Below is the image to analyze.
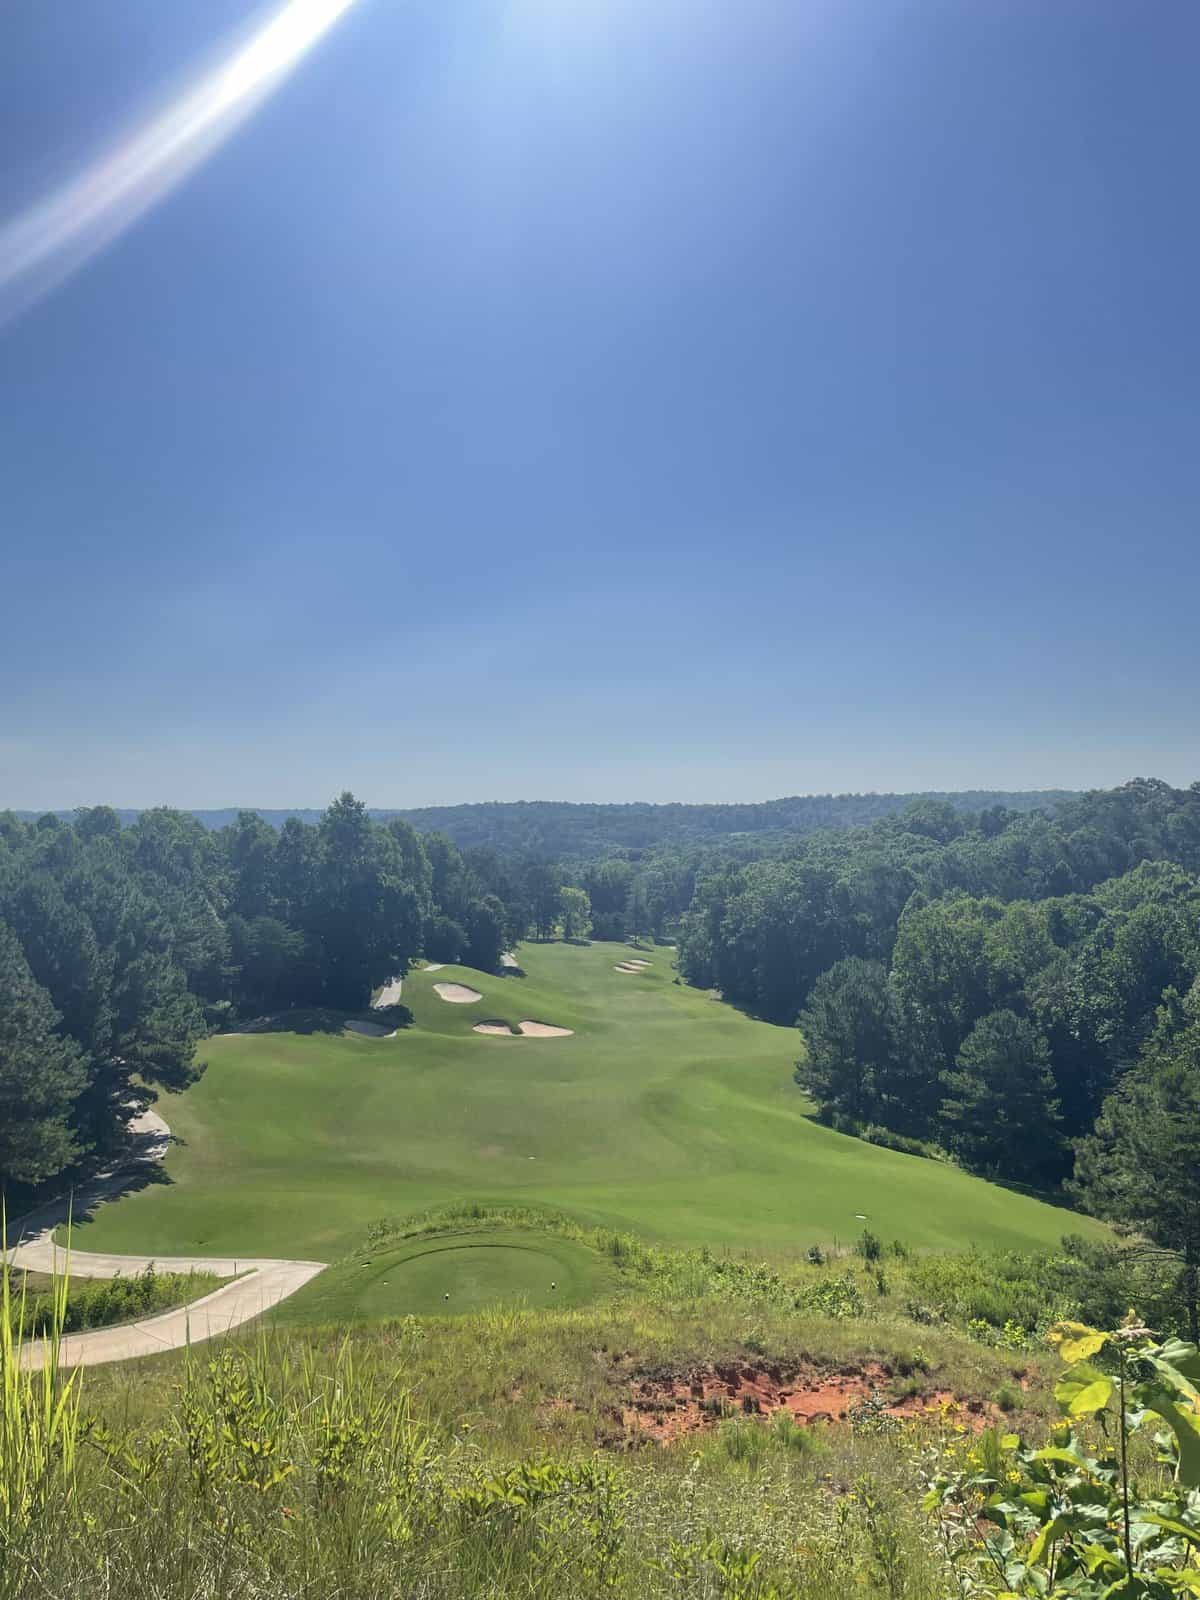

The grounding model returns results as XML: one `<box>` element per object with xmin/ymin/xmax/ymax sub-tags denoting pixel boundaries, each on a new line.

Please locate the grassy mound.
<box><xmin>277</xmin><ymin>1228</ymin><xmax>620</xmax><ymax>1324</ymax></box>
<box><xmin>73</xmin><ymin>942</ymin><xmax>1099</xmax><ymax>1266</ymax></box>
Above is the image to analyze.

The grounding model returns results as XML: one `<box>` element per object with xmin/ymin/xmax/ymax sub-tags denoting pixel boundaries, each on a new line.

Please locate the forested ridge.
<box><xmin>15</xmin><ymin>788</ymin><xmax>1072</xmax><ymax>858</ymax></box>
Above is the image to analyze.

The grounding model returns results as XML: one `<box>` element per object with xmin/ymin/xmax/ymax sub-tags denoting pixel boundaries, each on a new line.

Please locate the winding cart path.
<box><xmin>7</xmin><ymin>1109</ymin><xmax>325</xmax><ymax>1368</ymax></box>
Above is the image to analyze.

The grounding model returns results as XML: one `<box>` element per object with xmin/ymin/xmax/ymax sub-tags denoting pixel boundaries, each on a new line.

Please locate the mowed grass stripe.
<box><xmin>75</xmin><ymin>942</ymin><xmax>1101</xmax><ymax>1264</ymax></box>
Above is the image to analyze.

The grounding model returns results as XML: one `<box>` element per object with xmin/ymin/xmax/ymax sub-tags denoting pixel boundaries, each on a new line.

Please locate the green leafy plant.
<box><xmin>923</xmin><ymin>1315</ymin><xmax>1200</xmax><ymax>1596</ymax></box>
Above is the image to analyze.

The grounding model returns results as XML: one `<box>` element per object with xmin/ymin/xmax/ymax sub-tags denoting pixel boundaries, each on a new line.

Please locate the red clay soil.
<box><xmin>622</xmin><ymin>1360</ymin><xmax>993</xmax><ymax>1443</ymax></box>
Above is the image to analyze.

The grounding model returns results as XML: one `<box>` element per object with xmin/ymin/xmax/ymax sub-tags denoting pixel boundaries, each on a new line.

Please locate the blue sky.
<box><xmin>2</xmin><ymin>0</ymin><xmax>1198</xmax><ymax>810</ymax></box>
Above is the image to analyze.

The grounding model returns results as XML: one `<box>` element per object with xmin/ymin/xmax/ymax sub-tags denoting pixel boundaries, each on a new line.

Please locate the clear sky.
<box><xmin>2</xmin><ymin>0</ymin><xmax>1197</xmax><ymax>810</ymax></box>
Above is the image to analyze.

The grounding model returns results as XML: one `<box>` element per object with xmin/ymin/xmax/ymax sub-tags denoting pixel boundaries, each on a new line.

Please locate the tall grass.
<box><xmin>0</xmin><ymin>1217</ymin><xmax>84</xmax><ymax>1561</ymax></box>
<box><xmin>0</xmin><ymin>1304</ymin><xmax>959</xmax><ymax>1600</ymax></box>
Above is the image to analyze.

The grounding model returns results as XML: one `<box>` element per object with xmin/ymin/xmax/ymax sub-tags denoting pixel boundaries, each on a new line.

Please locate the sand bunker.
<box><xmin>373</xmin><ymin>976</ymin><xmax>403</xmax><ymax>1007</ymax></box>
<box><xmin>423</xmin><ymin>962</ymin><xmax>446</xmax><ymax>973</ymax></box>
<box><xmin>613</xmin><ymin>962</ymin><xmax>642</xmax><ymax>973</ymax></box>
<box><xmin>472</xmin><ymin>1019</ymin><xmax>574</xmax><ymax>1038</ymax></box>
<box><xmin>434</xmin><ymin>982</ymin><xmax>483</xmax><ymax>1003</ymax></box>
<box><xmin>344</xmin><ymin>1019</ymin><xmax>398</xmax><ymax>1038</ymax></box>
<box><xmin>626</xmin><ymin>959</ymin><xmax>652</xmax><ymax>968</ymax></box>
<box><xmin>500</xmin><ymin>951</ymin><xmax>520</xmax><ymax>969</ymax></box>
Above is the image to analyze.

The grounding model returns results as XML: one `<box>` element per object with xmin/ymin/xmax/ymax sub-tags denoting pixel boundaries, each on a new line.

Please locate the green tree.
<box><xmin>1073</xmin><ymin>1000</ymin><xmax>1200</xmax><ymax>1340</ymax></box>
<box><xmin>939</xmin><ymin>1009</ymin><xmax>1063</xmax><ymax>1183</ymax></box>
<box><xmin>464</xmin><ymin>896</ymin><xmax>506</xmax><ymax>971</ymax></box>
<box><xmin>524</xmin><ymin>862</ymin><xmax>564</xmax><ymax>942</ymax></box>
<box><xmin>312</xmin><ymin>793</ymin><xmax>426</xmax><ymax>1009</ymax></box>
<box><xmin>425</xmin><ymin>914</ymin><xmax>467</xmax><ymax>964</ymax></box>
<box><xmin>0</xmin><ymin>922</ymin><xmax>88</xmax><ymax>1191</ymax></box>
<box><xmin>559</xmin><ymin>886</ymin><xmax>592</xmax><ymax>942</ymax></box>
<box><xmin>796</xmin><ymin>957</ymin><xmax>938</xmax><ymax>1134</ymax></box>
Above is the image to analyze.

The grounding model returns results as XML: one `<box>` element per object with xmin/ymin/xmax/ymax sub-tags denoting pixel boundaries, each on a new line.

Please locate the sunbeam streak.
<box><xmin>0</xmin><ymin>0</ymin><xmax>358</xmax><ymax>326</ymax></box>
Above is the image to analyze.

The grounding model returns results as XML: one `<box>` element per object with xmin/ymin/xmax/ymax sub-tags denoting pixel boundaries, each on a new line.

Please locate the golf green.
<box><xmin>275</xmin><ymin>1229</ymin><xmax>619</xmax><ymax>1324</ymax></box>
<box><xmin>73</xmin><ymin>941</ymin><xmax>1101</xmax><ymax>1266</ymax></box>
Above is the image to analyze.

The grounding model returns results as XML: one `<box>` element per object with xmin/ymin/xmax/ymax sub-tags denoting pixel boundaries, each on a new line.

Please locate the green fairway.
<box><xmin>75</xmin><ymin>942</ymin><xmax>1101</xmax><ymax>1266</ymax></box>
<box><xmin>275</xmin><ymin>1228</ymin><xmax>619</xmax><ymax>1324</ymax></box>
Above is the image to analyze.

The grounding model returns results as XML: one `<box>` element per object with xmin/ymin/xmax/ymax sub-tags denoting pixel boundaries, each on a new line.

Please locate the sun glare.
<box><xmin>0</xmin><ymin>0</ymin><xmax>358</xmax><ymax>326</ymax></box>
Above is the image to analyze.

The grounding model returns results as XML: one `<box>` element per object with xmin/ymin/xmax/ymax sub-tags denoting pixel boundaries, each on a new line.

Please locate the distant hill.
<box><xmin>12</xmin><ymin>790</ymin><xmax>1076</xmax><ymax>858</ymax></box>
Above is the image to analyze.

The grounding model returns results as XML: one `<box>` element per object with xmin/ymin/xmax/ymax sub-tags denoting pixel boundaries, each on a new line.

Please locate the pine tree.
<box><xmin>939</xmin><ymin>1009</ymin><xmax>1064</xmax><ymax>1183</ymax></box>
<box><xmin>1073</xmin><ymin>1003</ymin><xmax>1200</xmax><ymax>1340</ymax></box>
<box><xmin>0</xmin><ymin>922</ymin><xmax>88</xmax><ymax>1191</ymax></box>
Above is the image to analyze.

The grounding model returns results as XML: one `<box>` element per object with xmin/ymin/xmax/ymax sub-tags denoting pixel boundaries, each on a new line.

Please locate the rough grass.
<box><xmin>4</xmin><ymin>1277</ymin><xmax>1054</xmax><ymax>1600</ymax></box>
<box><xmin>0</xmin><ymin>1224</ymin><xmax>1073</xmax><ymax>1600</ymax></box>
<box><xmin>73</xmin><ymin>942</ymin><xmax>1099</xmax><ymax>1271</ymax></box>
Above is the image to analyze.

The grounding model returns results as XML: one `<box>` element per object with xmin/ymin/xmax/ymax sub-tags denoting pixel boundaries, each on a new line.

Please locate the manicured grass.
<box><xmin>75</xmin><ymin>942</ymin><xmax>1101</xmax><ymax>1267</ymax></box>
<box><xmin>275</xmin><ymin>1228</ymin><xmax>620</xmax><ymax>1325</ymax></box>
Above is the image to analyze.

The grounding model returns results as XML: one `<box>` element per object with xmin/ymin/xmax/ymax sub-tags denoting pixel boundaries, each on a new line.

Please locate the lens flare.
<box><xmin>0</xmin><ymin>0</ymin><xmax>358</xmax><ymax>326</ymax></box>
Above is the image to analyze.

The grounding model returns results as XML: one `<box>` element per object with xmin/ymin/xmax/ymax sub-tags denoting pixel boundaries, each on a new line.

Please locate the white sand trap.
<box><xmin>614</xmin><ymin>962</ymin><xmax>641</xmax><ymax>973</ymax></box>
<box><xmin>500</xmin><ymin>951</ymin><xmax>520</xmax><ymax>969</ymax></box>
<box><xmin>344</xmin><ymin>1019</ymin><xmax>398</xmax><ymax>1038</ymax></box>
<box><xmin>423</xmin><ymin>962</ymin><xmax>446</xmax><ymax>973</ymax></box>
<box><xmin>626</xmin><ymin>959</ymin><xmax>652</xmax><ymax>968</ymax></box>
<box><xmin>472</xmin><ymin>1019</ymin><xmax>574</xmax><ymax>1038</ymax></box>
<box><xmin>434</xmin><ymin>982</ymin><xmax>483</xmax><ymax>1004</ymax></box>
<box><xmin>373</xmin><ymin>976</ymin><xmax>403</xmax><ymax>1007</ymax></box>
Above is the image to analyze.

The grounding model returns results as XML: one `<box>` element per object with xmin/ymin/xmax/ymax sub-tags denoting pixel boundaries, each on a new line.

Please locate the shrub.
<box><xmin>799</xmin><ymin>1274</ymin><xmax>865</xmax><ymax>1319</ymax></box>
<box><xmin>712</xmin><ymin>1418</ymin><xmax>769</xmax><ymax>1470</ymax></box>
<box><xmin>856</xmin><ymin>1228</ymin><xmax>883</xmax><ymax>1263</ymax></box>
<box><xmin>991</xmin><ymin>1382</ymin><xmax>1021</xmax><ymax>1412</ymax></box>
<box><xmin>769</xmin><ymin>1410</ymin><xmax>826</xmax><ymax>1457</ymax></box>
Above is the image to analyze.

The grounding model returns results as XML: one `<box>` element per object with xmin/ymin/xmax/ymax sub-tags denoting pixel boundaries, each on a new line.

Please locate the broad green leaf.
<box><xmin>1158</xmin><ymin>1341</ymin><xmax>1200</xmax><ymax>1385</ymax></box>
<box><xmin>1081</xmin><ymin>1544</ymin><xmax>1123</xmax><ymax>1577</ymax></box>
<box><xmin>1152</xmin><ymin>1347</ymin><xmax>1200</xmax><ymax>1407</ymax></box>
<box><xmin>1142</xmin><ymin>1387</ymin><xmax>1200</xmax><ymax>1488</ymax></box>
<box><xmin>1139</xmin><ymin>1513</ymin><xmax>1200</xmax><ymax>1547</ymax></box>
<box><xmin>1155</xmin><ymin>1569</ymin><xmax>1200</xmax><ymax>1597</ymax></box>
<box><xmin>1028</xmin><ymin>1514</ymin><xmax>1070</xmax><ymax>1565</ymax></box>
<box><xmin>1048</xmin><ymin>1322</ymin><xmax>1109</xmax><ymax>1363</ymax></box>
<box><xmin>1032</xmin><ymin>1446</ymin><xmax>1099</xmax><ymax>1472</ymax></box>
<box><xmin>1056</xmin><ymin>1363</ymin><xmax>1116</xmax><ymax>1417</ymax></box>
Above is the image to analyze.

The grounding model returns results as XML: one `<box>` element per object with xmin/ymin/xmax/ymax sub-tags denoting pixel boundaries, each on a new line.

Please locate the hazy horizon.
<box><xmin>6</xmin><ymin>777</ymin><xmax>1190</xmax><ymax>819</ymax></box>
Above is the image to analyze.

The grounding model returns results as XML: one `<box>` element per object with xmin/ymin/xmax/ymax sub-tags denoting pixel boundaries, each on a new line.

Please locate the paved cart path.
<box><xmin>7</xmin><ymin>1109</ymin><xmax>325</xmax><ymax>1368</ymax></box>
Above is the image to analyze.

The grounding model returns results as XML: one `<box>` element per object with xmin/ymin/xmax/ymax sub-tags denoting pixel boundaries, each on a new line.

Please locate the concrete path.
<box><xmin>7</xmin><ymin>1108</ymin><xmax>325</xmax><ymax>1369</ymax></box>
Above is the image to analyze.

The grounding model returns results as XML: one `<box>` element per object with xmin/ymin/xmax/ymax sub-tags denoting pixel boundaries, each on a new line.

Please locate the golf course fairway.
<box><xmin>73</xmin><ymin>942</ymin><xmax>1098</xmax><ymax>1268</ymax></box>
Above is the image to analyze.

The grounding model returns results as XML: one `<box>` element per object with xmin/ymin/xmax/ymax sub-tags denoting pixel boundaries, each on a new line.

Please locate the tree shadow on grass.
<box><xmin>63</xmin><ymin>1157</ymin><xmax>176</xmax><ymax>1235</ymax></box>
<box><xmin>221</xmin><ymin>1004</ymin><xmax>414</xmax><ymax>1036</ymax></box>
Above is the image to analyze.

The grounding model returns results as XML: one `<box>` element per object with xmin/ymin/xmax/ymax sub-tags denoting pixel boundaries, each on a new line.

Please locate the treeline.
<box><xmin>676</xmin><ymin>783</ymin><xmax>1200</xmax><ymax>1023</ymax></box>
<box><xmin>0</xmin><ymin>794</ymin><xmax>598</xmax><ymax>1198</ymax></box>
<box><xmin>670</xmin><ymin>779</ymin><xmax>1200</xmax><ymax>1181</ymax></box>
<box><xmin>15</xmin><ymin>789</ymin><xmax>1073</xmax><ymax>857</ymax></box>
